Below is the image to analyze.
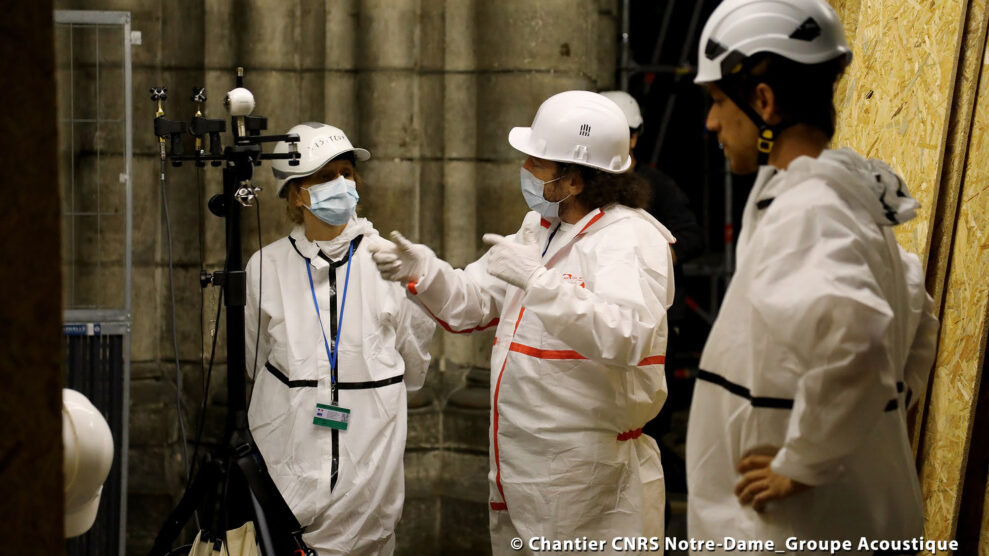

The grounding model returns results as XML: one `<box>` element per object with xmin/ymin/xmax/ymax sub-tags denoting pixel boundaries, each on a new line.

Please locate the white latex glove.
<box><xmin>482</xmin><ymin>224</ymin><xmax>546</xmax><ymax>290</ymax></box>
<box><xmin>367</xmin><ymin>231</ymin><xmax>434</xmax><ymax>283</ymax></box>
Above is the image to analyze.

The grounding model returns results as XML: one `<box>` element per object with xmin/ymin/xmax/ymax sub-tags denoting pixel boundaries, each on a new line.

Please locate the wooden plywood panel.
<box><xmin>912</xmin><ymin>0</ymin><xmax>989</xmax><ymax>459</ymax></box>
<box><xmin>831</xmin><ymin>0</ymin><xmax>968</xmax><ymax>264</ymax></box>
<box><xmin>832</xmin><ymin>0</ymin><xmax>863</xmax><ymax>121</ymax></box>
<box><xmin>925</xmin><ymin>0</ymin><xmax>989</xmax><ymax>314</ymax></box>
<box><xmin>919</xmin><ymin>25</ymin><xmax>989</xmax><ymax>541</ymax></box>
<box><xmin>831</xmin><ymin>0</ymin><xmax>863</xmax><ymax>48</ymax></box>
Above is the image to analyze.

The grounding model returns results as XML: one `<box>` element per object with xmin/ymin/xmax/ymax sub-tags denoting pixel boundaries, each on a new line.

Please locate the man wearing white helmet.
<box><xmin>370</xmin><ymin>91</ymin><xmax>675</xmax><ymax>554</ymax></box>
<box><xmin>245</xmin><ymin>122</ymin><xmax>435</xmax><ymax>555</ymax></box>
<box><xmin>686</xmin><ymin>0</ymin><xmax>938</xmax><ymax>551</ymax></box>
<box><xmin>599</xmin><ymin>90</ymin><xmax>706</xmax><ymax>267</ymax></box>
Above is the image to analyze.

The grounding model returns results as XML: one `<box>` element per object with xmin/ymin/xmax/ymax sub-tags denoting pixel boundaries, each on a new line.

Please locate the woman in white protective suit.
<box><xmin>686</xmin><ymin>1</ymin><xmax>940</xmax><ymax>553</ymax></box>
<box><xmin>244</xmin><ymin>122</ymin><xmax>436</xmax><ymax>555</ymax></box>
<box><xmin>369</xmin><ymin>91</ymin><xmax>675</xmax><ymax>555</ymax></box>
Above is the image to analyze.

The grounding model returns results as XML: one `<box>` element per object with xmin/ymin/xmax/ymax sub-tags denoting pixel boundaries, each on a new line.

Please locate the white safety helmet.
<box><xmin>63</xmin><ymin>389</ymin><xmax>114</xmax><ymax>538</ymax></box>
<box><xmin>599</xmin><ymin>90</ymin><xmax>643</xmax><ymax>131</ymax></box>
<box><xmin>694</xmin><ymin>0</ymin><xmax>851</xmax><ymax>84</ymax></box>
<box><xmin>272</xmin><ymin>122</ymin><xmax>371</xmax><ymax>197</ymax></box>
<box><xmin>508</xmin><ymin>91</ymin><xmax>632</xmax><ymax>174</ymax></box>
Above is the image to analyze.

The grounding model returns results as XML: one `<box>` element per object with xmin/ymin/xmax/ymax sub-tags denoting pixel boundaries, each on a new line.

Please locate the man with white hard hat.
<box><xmin>246</xmin><ymin>122</ymin><xmax>435</xmax><ymax>555</ymax></box>
<box><xmin>686</xmin><ymin>0</ymin><xmax>938</xmax><ymax>550</ymax></box>
<box><xmin>370</xmin><ymin>90</ymin><xmax>675</xmax><ymax>554</ymax></box>
<box><xmin>598</xmin><ymin>90</ymin><xmax>705</xmax><ymax>267</ymax></box>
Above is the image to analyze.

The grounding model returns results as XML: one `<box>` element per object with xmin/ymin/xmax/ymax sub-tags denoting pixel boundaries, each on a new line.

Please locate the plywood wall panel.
<box><xmin>918</xmin><ymin>22</ymin><xmax>989</xmax><ymax>539</ymax></box>
<box><xmin>831</xmin><ymin>0</ymin><xmax>968</xmax><ymax>264</ymax></box>
<box><xmin>911</xmin><ymin>0</ymin><xmax>989</xmax><ymax>462</ymax></box>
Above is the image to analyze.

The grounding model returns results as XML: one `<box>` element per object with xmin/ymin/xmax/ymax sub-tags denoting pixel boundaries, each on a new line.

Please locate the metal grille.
<box><xmin>55</xmin><ymin>11</ymin><xmax>132</xmax><ymax>313</ymax></box>
<box><xmin>65</xmin><ymin>328</ymin><xmax>126</xmax><ymax>556</ymax></box>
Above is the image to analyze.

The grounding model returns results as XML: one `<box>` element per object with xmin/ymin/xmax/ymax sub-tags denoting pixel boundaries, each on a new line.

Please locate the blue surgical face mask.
<box><xmin>306</xmin><ymin>175</ymin><xmax>359</xmax><ymax>225</ymax></box>
<box><xmin>520</xmin><ymin>167</ymin><xmax>571</xmax><ymax>219</ymax></box>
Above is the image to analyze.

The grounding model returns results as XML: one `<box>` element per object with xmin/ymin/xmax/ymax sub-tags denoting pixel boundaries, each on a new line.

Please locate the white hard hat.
<box><xmin>599</xmin><ymin>91</ymin><xmax>643</xmax><ymax>130</ymax></box>
<box><xmin>695</xmin><ymin>0</ymin><xmax>852</xmax><ymax>84</ymax></box>
<box><xmin>63</xmin><ymin>389</ymin><xmax>114</xmax><ymax>538</ymax></box>
<box><xmin>509</xmin><ymin>91</ymin><xmax>632</xmax><ymax>173</ymax></box>
<box><xmin>272</xmin><ymin>122</ymin><xmax>371</xmax><ymax>197</ymax></box>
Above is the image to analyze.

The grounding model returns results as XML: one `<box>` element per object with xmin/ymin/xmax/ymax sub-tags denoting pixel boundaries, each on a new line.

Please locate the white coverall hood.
<box><xmin>786</xmin><ymin>147</ymin><xmax>920</xmax><ymax>227</ymax></box>
<box><xmin>290</xmin><ymin>214</ymin><xmax>378</xmax><ymax>260</ymax></box>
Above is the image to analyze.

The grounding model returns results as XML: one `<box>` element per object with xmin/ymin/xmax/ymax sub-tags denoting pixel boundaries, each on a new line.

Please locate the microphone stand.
<box><xmin>148</xmin><ymin>69</ymin><xmax>314</xmax><ymax>556</ymax></box>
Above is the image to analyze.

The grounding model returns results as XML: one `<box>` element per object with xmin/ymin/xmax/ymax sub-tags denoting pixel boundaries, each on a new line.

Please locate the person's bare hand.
<box><xmin>734</xmin><ymin>452</ymin><xmax>810</xmax><ymax>512</ymax></box>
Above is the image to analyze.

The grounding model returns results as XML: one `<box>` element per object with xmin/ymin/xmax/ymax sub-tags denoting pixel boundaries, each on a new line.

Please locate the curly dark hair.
<box><xmin>722</xmin><ymin>52</ymin><xmax>848</xmax><ymax>140</ymax></box>
<box><xmin>555</xmin><ymin>163</ymin><xmax>651</xmax><ymax>210</ymax></box>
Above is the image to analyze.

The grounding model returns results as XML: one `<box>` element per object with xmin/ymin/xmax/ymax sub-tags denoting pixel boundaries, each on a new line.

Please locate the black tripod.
<box><xmin>147</xmin><ymin>70</ymin><xmax>314</xmax><ymax>556</ymax></box>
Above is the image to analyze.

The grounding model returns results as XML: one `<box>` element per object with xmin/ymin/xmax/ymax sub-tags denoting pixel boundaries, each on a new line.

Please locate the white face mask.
<box><xmin>520</xmin><ymin>167</ymin><xmax>571</xmax><ymax>219</ymax></box>
<box><xmin>306</xmin><ymin>175</ymin><xmax>359</xmax><ymax>225</ymax></box>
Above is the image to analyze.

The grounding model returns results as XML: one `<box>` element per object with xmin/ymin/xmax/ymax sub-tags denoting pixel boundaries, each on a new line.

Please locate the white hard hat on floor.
<box><xmin>599</xmin><ymin>90</ymin><xmax>643</xmax><ymax>130</ymax></box>
<box><xmin>272</xmin><ymin>122</ymin><xmax>371</xmax><ymax>197</ymax></box>
<box><xmin>695</xmin><ymin>0</ymin><xmax>852</xmax><ymax>84</ymax></box>
<box><xmin>508</xmin><ymin>90</ymin><xmax>632</xmax><ymax>173</ymax></box>
<box><xmin>63</xmin><ymin>388</ymin><xmax>114</xmax><ymax>538</ymax></box>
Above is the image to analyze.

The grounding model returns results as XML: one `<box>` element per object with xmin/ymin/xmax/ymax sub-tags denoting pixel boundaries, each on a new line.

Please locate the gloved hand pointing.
<box><xmin>368</xmin><ymin>231</ymin><xmax>435</xmax><ymax>283</ymax></box>
<box><xmin>482</xmin><ymin>224</ymin><xmax>546</xmax><ymax>290</ymax></box>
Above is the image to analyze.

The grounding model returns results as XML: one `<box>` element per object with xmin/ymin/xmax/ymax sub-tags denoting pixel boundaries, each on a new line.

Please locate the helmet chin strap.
<box><xmin>719</xmin><ymin>79</ymin><xmax>795</xmax><ymax>167</ymax></box>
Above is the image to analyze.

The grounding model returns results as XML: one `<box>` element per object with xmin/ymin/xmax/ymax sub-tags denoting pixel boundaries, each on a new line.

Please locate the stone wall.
<box><xmin>52</xmin><ymin>1</ymin><xmax>618</xmax><ymax>553</ymax></box>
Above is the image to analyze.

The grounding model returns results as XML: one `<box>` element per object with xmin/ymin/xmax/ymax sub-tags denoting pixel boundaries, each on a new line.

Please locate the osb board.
<box><xmin>831</xmin><ymin>0</ymin><xmax>968</xmax><ymax>265</ymax></box>
<box><xmin>831</xmin><ymin>0</ymin><xmax>862</xmax><ymax>120</ymax></box>
<box><xmin>913</xmin><ymin>0</ymin><xmax>989</xmax><ymax>455</ymax></box>
<box><xmin>830</xmin><ymin>0</ymin><xmax>863</xmax><ymax>48</ymax></box>
<box><xmin>918</xmin><ymin>28</ymin><xmax>989</xmax><ymax>542</ymax></box>
<box><xmin>925</xmin><ymin>0</ymin><xmax>989</xmax><ymax>314</ymax></box>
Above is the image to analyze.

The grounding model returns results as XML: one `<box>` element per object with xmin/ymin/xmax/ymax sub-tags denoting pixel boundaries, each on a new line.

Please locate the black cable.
<box><xmin>160</xmin><ymin>160</ymin><xmax>194</xmax><ymax>529</ymax></box>
<box><xmin>187</xmin><ymin>286</ymin><xmax>223</xmax><ymax>486</ymax></box>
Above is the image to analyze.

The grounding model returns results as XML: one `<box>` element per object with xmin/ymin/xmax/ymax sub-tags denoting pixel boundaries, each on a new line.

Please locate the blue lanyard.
<box><xmin>542</xmin><ymin>223</ymin><xmax>562</xmax><ymax>257</ymax></box>
<box><xmin>305</xmin><ymin>241</ymin><xmax>355</xmax><ymax>379</ymax></box>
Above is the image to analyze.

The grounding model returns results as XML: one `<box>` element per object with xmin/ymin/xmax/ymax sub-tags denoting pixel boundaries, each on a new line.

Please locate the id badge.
<box><xmin>313</xmin><ymin>403</ymin><xmax>350</xmax><ymax>431</ymax></box>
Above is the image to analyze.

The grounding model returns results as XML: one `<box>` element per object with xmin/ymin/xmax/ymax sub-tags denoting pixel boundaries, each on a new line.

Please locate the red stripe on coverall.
<box><xmin>509</xmin><ymin>342</ymin><xmax>665</xmax><ymax>367</ymax></box>
<box><xmin>491</xmin><ymin>307</ymin><xmax>526</xmax><ymax>510</ymax></box>
<box><xmin>577</xmin><ymin>209</ymin><xmax>605</xmax><ymax>235</ymax></box>
<box><xmin>406</xmin><ymin>280</ymin><xmax>500</xmax><ymax>334</ymax></box>
<box><xmin>618</xmin><ymin>428</ymin><xmax>643</xmax><ymax>441</ymax></box>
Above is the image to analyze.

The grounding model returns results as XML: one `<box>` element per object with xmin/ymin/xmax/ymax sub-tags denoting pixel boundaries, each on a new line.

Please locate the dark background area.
<box><xmin>622</xmin><ymin>0</ymin><xmax>758</xmax><ymax>501</ymax></box>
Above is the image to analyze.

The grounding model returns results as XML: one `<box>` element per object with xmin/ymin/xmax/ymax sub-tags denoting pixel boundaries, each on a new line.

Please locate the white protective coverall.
<box><xmin>245</xmin><ymin>216</ymin><xmax>435</xmax><ymax>555</ymax></box>
<box><xmin>407</xmin><ymin>204</ymin><xmax>674</xmax><ymax>555</ymax></box>
<box><xmin>686</xmin><ymin>148</ymin><xmax>939</xmax><ymax>553</ymax></box>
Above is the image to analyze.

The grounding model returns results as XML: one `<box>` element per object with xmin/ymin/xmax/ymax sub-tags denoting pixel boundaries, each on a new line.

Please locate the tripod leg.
<box><xmin>249</xmin><ymin>490</ymin><xmax>278</xmax><ymax>556</ymax></box>
<box><xmin>148</xmin><ymin>459</ymin><xmax>222</xmax><ymax>556</ymax></box>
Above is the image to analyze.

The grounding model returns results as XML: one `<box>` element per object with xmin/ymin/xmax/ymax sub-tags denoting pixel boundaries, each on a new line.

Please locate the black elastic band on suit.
<box><xmin>698</xmin><ymin>370</ymin><xmax>903</xmax><ymax>413</ymax></box>
<box><xmin>756</xmin><ymin>198</ymin><xmax>774</xmax><ymax>210</ymax></box>
<box><xmin>263</xmin><ymin>362</ymin><xmax>404</xmax><ymax>391</ymax></box>
<box><xmin>697</xmin><ymin>370</ymin><xmax>794</xmax><ymax>409</ymax></box>
<box><xmin>336</xmin><ymin>374</ymin><xmax>405</xmax><ymax>390</ymax></box>
<box><xmin>264</xmin><ymin>362</ymin><xmax>317</xmax><ymax>388</ymax></box>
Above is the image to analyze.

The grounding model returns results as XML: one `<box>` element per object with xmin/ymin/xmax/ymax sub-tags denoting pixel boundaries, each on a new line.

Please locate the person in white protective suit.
<box><xmin>245</xmin><ymin>122</ymin><xmax>436</xmax><ymax>555</ymax></box>
<box><xmin>369</xmin><ymin>91</ymin><xmax>675</xmax><ymax>555</ymax></box>
<box><xmin>685</xmin><ymin>1</ymin><xmax>940</xmax><ymax>553</ymax></box>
